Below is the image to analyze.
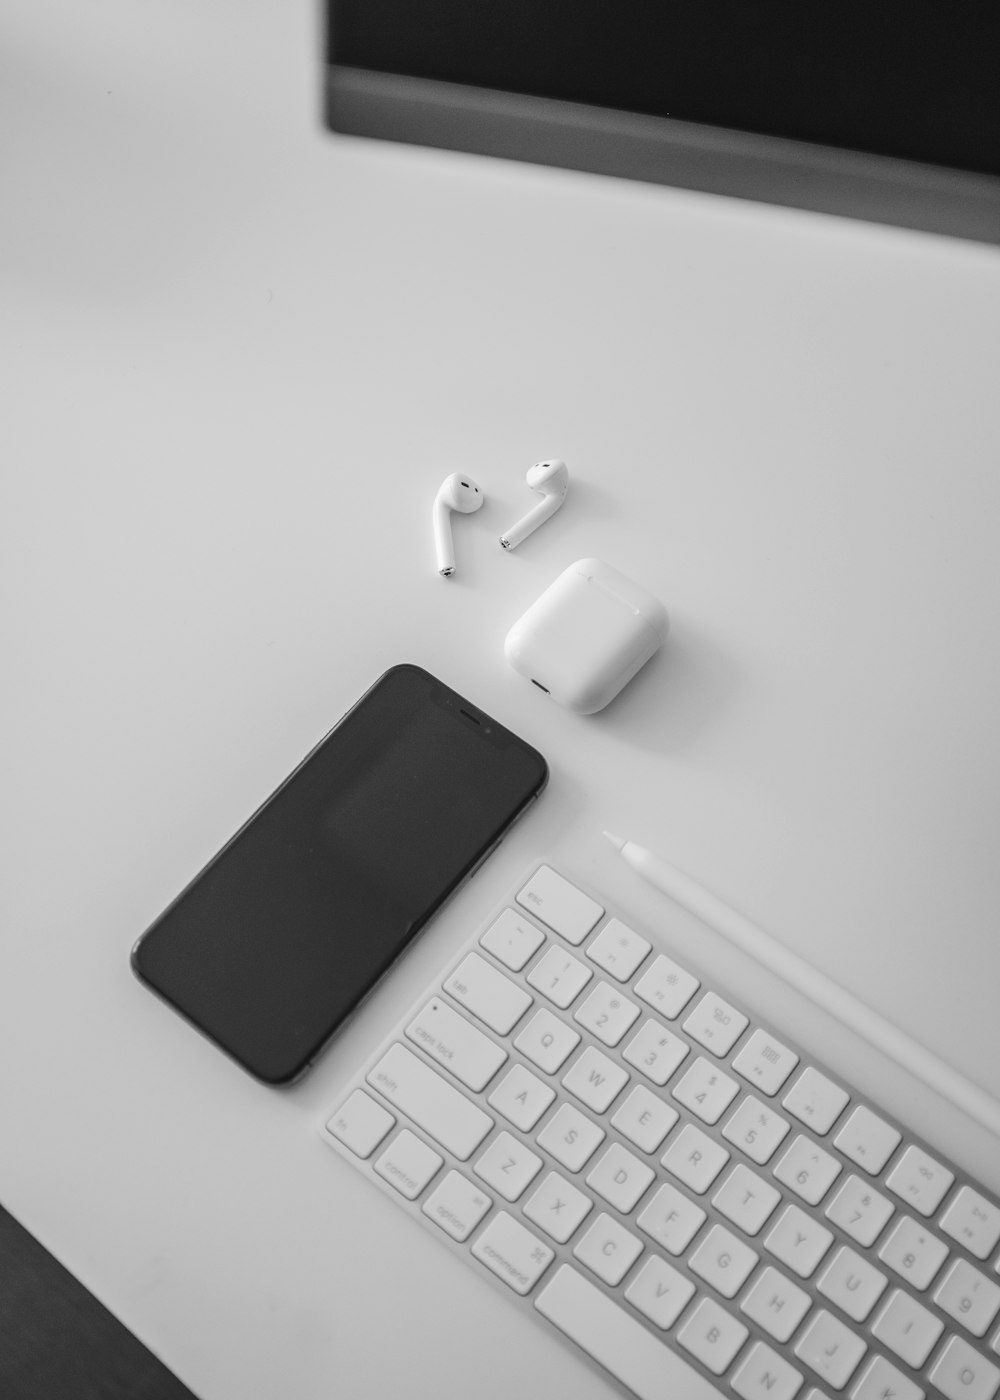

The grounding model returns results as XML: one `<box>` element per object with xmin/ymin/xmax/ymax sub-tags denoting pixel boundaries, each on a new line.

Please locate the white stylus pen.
<box><xmin>604</xmin><ymin>831</ymin><xmax>1000</xmax><ymax>1141</ymax></box>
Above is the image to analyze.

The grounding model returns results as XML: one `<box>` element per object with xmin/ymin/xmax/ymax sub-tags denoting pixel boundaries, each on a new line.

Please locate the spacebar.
<box><xmin>535</xmin><ymin>1266</ymin><xmax>720</xmax><ymax>1400</ymax></box>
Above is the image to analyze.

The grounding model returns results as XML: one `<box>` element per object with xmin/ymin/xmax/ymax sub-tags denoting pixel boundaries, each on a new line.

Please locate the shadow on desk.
<box><xmin>1</xmin><ymin>1205</ymin><xmax>198</xmax><ymax>1400</ymax></box>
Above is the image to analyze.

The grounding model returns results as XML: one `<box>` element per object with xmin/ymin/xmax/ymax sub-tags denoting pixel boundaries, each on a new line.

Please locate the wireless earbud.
<box><xmin>499</xmin><ymin>459</ymin><xmax>569</xmax><ymax>551</ymax></box>
<box><xmin>433</xmin><ymin>473</ymin><xmax>484</xmax><ymax>576</ymax></box>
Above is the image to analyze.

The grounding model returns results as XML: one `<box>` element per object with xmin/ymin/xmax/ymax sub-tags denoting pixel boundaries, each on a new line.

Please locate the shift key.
<box><xmin>367</xmin><ymin>1043</ymin><xmax>493</xmax><ymax>1160</ymax></box>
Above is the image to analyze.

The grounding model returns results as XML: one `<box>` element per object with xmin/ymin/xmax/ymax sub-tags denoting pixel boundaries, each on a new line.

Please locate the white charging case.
<box><xmin>504</xmin><ymin>558</ymin><xmax>669</xmax><ymax>714</ymax></box>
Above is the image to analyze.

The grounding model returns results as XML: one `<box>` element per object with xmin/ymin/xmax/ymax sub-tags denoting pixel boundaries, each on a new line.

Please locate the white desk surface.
<box><xmin>4</xmin><ymin>3</ymin><xmax>1000</xmax><ymax>1396</ymax></box>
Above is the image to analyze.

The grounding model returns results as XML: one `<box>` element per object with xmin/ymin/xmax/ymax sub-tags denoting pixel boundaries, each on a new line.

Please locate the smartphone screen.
<box><xmin>131</xmin><ymin>664</ymin><xmax>548</xmax><ymax>1084</ymax></box>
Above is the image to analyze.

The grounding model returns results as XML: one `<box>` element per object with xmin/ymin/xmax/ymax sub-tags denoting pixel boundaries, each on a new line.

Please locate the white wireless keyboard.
<box><xmin>322</xmin><ymin>863</ymin><xmax>1000</xmax><ymax>1400</ymax></box>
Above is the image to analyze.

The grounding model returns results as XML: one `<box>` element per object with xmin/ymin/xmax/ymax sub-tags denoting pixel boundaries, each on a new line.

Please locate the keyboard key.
<box><xmin>587</xmin><ymin>1143</ymin><xmax>656</xmax><ymax>1214</ymax></box>
<box><xmin>885</xmin><ymin>1143</ymin><xmax>955</xmax><ymax>1217</ymax></box>
<box><xmin>934</xmin><ymin>1259</ymin><xmax>1000</xmax><ymax>1338</ymax></box>
<box><xmin>573</xmin><ymin>1213</ymin><xmax>644</xmax><ymax>1286</ymax></box>
<box><xmin>871</xmin><ymin>1287</ymin><xmax>944</xmax><ymax>1368</ymax></box>
<box><xmin>562</xmin><ymin>1045</ymin><xmax>629</xmax><ymax>1113</ymax></box>
<box><xmin>422</xmin><ymin>1170</ymin><xmax>492</xmax><ymax>1241</ymax></box>
<box><xmin>610</xmin><ymin>1085</ymin><xmax>679</xmax><ymax>1155</ymax></box>
<box><xmin>689</xmin><ymin>1223</ymin><xmax>759</xmax><ymax>1297</ymax></box>
<box><xmin>444</xmin><ymin>952</ymin><xmax>532</xmax><ymax>1035</ymax></box>
<box><xmin>586</xmin><ymin>917</ymin><xmax>651</xmax><ymax>982</ymax></box>
<box><xmin>793</xmin><ymin>1308</ymin><xmax>867</xmax><ymax>1389</ymax></box>
<box><xmin>536</xmin><ymin>1265</ymin><xmax>722</xmax><ymax>1400</ymax></box>
<box><xmin>487</xmin><ymin>1063</ymin><xmax>555</xmax><ymax>1130</ymax></box>
<box><xmin>516</xmin><ymin>865</ymin><xmax>602</xmax><ymax>944</ymax></box>
<box><xmin>712</xmin><ymin>1162</ymin><xmax>781</xmax><ymax>1236</ymax></box>
<box><xmin>374</xmin><ymin>1129</ymin><xmax>443</xmax><ymax>1199</ymax></box>
<box><xmin>824</xmin><ymin>1174</ymin><xmax>894</xmax><ymax>1248</ymax></box>
<box><xmin>732</xmin><ymin>1028</ymin><xmax>799</xmax><ymax>1096</ymax></box>
<box><xmin>471</xmin><ymin>1211</ymin><xmax>554</xmax><ymax>1295</ymax></box>
<box><xmin>816</xmin><ymin>1245</ymin><xmax>888</xmax><ymax>1322</ymax></box>
<box><xmin>527</xmin><ymin>946</ymin><xmax>593</xmax><ymax>1008</ymax></box>
<box><xmin>773</xmin><ymin>1134</ymin><xmax>841</xmax><ymax>1205</ymax></box>
<box><xmin>850</xmin><ymin>1355</ymin><xmax>924</xmax><ymax>1400</ymax></box>
<box><xmin>940</xmin><ymin>1186</ymin><xmax>1000</xmax><ymax>1261</ymax></box>
<box><xmin>782</xmin><ymin>1066</ymin><xmax>849</xmax><ymax>1134</ymax></box>
<box><xmin>622</xmin><ymin>1020</ymin><xmax>689</xmax><ymax>1086</ymax></box>
<box><xmin>325</xmin><ymin>1089</ymin><xmax>394</xmax><ymax>1158</ymax></box>
<box><xmin>625</xmin><ymin>1256</ymin><xmax>696</xmax><ymax>1330</ymax></box>
<box><xmin>677</xmin><ymin>1297</ymin><xmax>749</xmax><ymax>1375</ymax></box>
<box><xmin>740</xmin><ymin>1265</ymin><xmax>812</xmax><ymax>1343</ymax></box>
<box><xmin>878</xmin><ymin>1214</ymin><xmax>949</xmax><ymax>1290</ymax></box>
<box><xmin>367</xmin><ymin>1044</ymin><xmax>493</xmax><ymax>1160</ymax></box>
<box><xmin>929</xmin><ymin>1335</ymin><xmax>1000</xmax><ymax>1400</ymax></box>
<box><xmin>636</xmin><ymin>1181</ymin><xmax>706</xmax><ymax>1256</ymax></box>
<box><xmin>633</xmin><ymin>953</ymin><xmax>700</xmax><ymax>1019</ymax></box>
<box><xmin>405</xmin><ymin>997</ymin><xmax>507</xmax><ymax>1091</ymax></box>
<box><xmin>479</xmin><ymin>907</ymin><xmax>545</xmax><ymax>971</ymax></box>
<box><xmin>833</xmin><ymin>1105</ymin><xmax>901</xmax><ymax>1175</ymax></box>
<box><xmin>513</xmin><ymin>1006</ymin><xmax>580</xmax><ymax>1073</ymax></box>
<box><xmin>573</xmin><ymin>980</ymin><xmax>640</xmax><ymax>1046</ymax></box>
<box><xmin>474</xmin><ymin>1130</ymin><xmax>544</xmax><ymax>1201</ymax></box>
<box><xmin>765</xmin><ymin>1203</ymin><xmax>834</xmax><ymax>1278</ymax></box>
<box><xmin>722</xmin><ymin>1095</ymin><xmax>791</xmax><ymax>1165</ymax></box>
<box><xmin>683</xmin><ymin>991</ymin><xmax>749</xmax><ymax>1057</ymax></box>
<box><xmin>731</xmin><ymin>1341</ymin><xmax>803</xmax><ymax>1400</ymax></box>
<box><xmin>535</xmin><ymin>1102</ymin><xmax>605</xmax><ymax>1172</ymax></box>
<box><xmin>672</xmin><ymin>1056</ymin><xmax>740</xmax><ymax>1124</ymax></box>
<box><xmin>523</xmin><ymin>1171</ymin><xmax>593</xmax><ymax>1244</ymax></box>
<box><xmin>661</xmin><ymin>1123</ymin><xmax>730</xmax><ymax>1194</ymax></box>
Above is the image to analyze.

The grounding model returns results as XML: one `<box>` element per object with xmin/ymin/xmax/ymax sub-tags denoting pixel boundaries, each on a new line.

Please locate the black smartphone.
<box><xmin>131</xmin><ymin>664</ymin><xmax>548</xmax><ymax>1084</ymax></box>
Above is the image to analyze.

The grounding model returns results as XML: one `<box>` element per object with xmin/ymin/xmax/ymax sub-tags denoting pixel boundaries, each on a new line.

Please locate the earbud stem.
<box><xmin>500</xmin><ymin>494</ymin><xmax>563</xmax><ymax>550</ymax></box>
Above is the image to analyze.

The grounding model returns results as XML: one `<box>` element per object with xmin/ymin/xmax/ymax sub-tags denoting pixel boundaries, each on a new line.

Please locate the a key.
<box><xmin>610</xmin><ymin>1085</ymin><xmax>679</xmax><ymax>1155</ymax></box>
<box><xmin>523</xmin><ymin>1171</ymin><xmax>593</xmax><ymax>1244</ymax></box>
<box><xmin>661</xmin><ymin>1123</ymin><xmax>730</xmax><ymax>1194</ymax></box>
<box><xmin>870</xmin><ymin>1287</ymin><xmax>943</xmax><ymax>1369</ymax></box>
<box><xmin>325</xmin><ymin>1089</ymin><xmax>394</xmax><ymax>1158</ymax></box>
<box><xmin>633</xmin><ymin>953</ymin><xmax>700</xmax><ymax>1020</ymax></box>
<box><xmin>683</xmin><ymin>991</ymin><xmax>749</xmax><ymax>1057</ymax></box>
<box><xmin>586</xmin><ymin>917</ymin><xmax>651</xmax><ymax>982</ymax></box>
<box><xmin>474</xmin><ymin>1130</ymin><xmax>544</xmax><ymax>1202</ymax></box>
<box><xmin>773</xmin><ymin>1134</ymin><xmax>841</xmax><ymax>1205</ymax></box>
<box><xmin>586</xmin><ymin>1142</ymin><xmax>655</xmax><ymax>1214</ymax></box>
<box><xmin>479</xmin><ymin>907</ymin><xmax>545</xmax><ymax>971</ymax></box>
<box><xmin>574</xmin><ymin>980</ymin><xmax>640</xmax><ymax>1046</ymax></box>
<box><xmin>782</xmin><ymin>1067</ymin><xmax>849</xmax><ymax>1135</ymax></box>
<box><xmin>444</xmin><ymin>952</ymin><xmax>532</xmax><ymax>1035</ymax></box>
<box><xmin>515</xmin><ymin>866</ymin><xmax>603</xmax><ymax>945</ymax></box>
<box><xmin>487</xmin><ymin>1062</ymin><xmax>555</xmax><ymax>1131</ymax></box>
<box><xmin>527</xmin><ymin>946</ymin><xmax>593</xmax><ymax>1009</ymax></box>
<box><xmin>672</xmin><ymin>1056</ymin><xmax>740</xmax><ymax>1124</ymax></box>
<box><xmin>536</xmin><ymin>1266</ymin><xmax>722</xmax><ymax>1400</ymax></box>
<box><xmin>422</xmin><ymin>1171</ymin><xmax>492</xmax><ymax>1241</ymax></box>
<box><xmin>373</xmin><ymin>1129</ymin><xmax>443</xmax><ymax>1200</ymax></box>
<box><xmin>471</xmin><ymin>1211</ymin><xmax>554</xmax><ymax>1295</ymax></box>
<box><xmin>732</xmin><ymin>1028</ymin><xmax>799</xmax><ymax>1096</ymax></box>
<box><xmin>637</xmin><ymin>1181</ymin><xmax>706</xmax><ymax>1256</ymax></box>
<box><xmin>405</xmin><ymin>997</ymin><xmax>507</xmax><ymax>1091</ymax></box>
<box><xmin>366</xmin><ymin>1043</ymin><xmax>493</xmax><ymax>1160</ymax></box>
<box><xmin>622</xmin><ymin>1020</ymin><xmax>689</xmax><ymax>1086</ymax></box>
<box><xmin>573</xmin><ymin>1213</ymin><xmax>644</xmax><ymax>1286</ymax></box>
<box><xmin>815</xmin><ymin>1245</ymin><xmax>888</xmax><ymax>1323</ymax></box>
<box><xmin>940</xmin><ymin>1185</ymin><xmax>1000</xmax><ymax>1261</ymax></box>
<box><xmin>824</xmin><ymin>1174</ymin><xmax>894</xmax><ymax>1247</ymax></box>
<box><xmin>562</xmin><ymin>1045</ymin><xmax>629</xmax><ymax>1114</ymax></box>
<box><xmin>740</xmin><ymin>1265</ymin><xmax>812</xmax><ymax>1343</ymax></box>
<box><xmin>793</xmin><ymin>1308</ymin><xmax>867</xmax><ymax>1390</ymax></box>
